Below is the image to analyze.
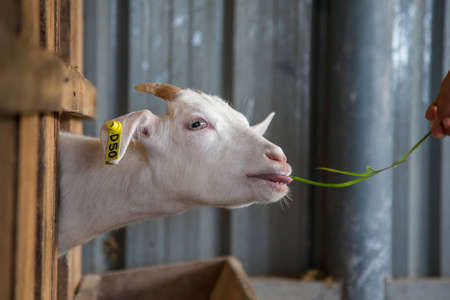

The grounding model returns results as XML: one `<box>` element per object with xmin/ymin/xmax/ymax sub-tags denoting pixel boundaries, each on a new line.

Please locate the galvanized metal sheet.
<box><xmin>80</xmin><ymin>0</ymin><xmax>450</xmax><ymax>291</ymax></box>
<box><xmin>230</xmin><ymin>0</ymin><xmax>312</xmax><ymax>276</ymax></box>
<box><xmin>251</xmin><ymin>277</ymin><xmax>341</xmax><ymax>300</ymax></box>
<box><xmin>386</xmin><ymin>278</ymin><xmax>450</xmax><ymax>300</ymax></box>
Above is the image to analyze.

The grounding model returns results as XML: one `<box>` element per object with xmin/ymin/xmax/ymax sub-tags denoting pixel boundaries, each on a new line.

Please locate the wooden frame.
<box><xmin>0</xmin><ymin>1</ymin><xmax>96</xmax><ymax>299</ymax></box>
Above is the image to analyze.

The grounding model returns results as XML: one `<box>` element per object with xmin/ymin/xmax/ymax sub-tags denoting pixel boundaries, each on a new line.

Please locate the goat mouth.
<box><xmin>248</xmin><ymin>174</ymin><xmax>293</xmax><ymax>185</ymax></box>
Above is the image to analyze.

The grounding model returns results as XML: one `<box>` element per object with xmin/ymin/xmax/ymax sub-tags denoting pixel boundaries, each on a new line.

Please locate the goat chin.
<box><xmin>58</xmin><ymin>85</ymin><xmax>292</xmax><ymax>254</ymax></box>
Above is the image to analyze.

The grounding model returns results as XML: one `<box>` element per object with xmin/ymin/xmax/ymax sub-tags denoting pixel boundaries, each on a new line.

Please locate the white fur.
<box><xmin>58</xmin><ymin>89</ymin><xmax>292</xmax><ymax>255</ymax></box>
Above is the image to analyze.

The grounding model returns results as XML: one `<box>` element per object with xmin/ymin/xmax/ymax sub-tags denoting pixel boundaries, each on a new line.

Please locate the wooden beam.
<box><xmin>35</xmin><ymin>113</ymin><xmax>59</xmax><ymax>300</ymax></box>
<box><xmin>65</xmin><ymin>1</ymin><xmax>84</xmax><ymax>298</ymax></box>
<box><xmin>70</xmin><ymin>0</ymin><xmax>83</xmax><ymax>72</ymax></box>
<box><xmin>43</xmin><ymin>0</ymin><xmax>57</xmax><ymax>51</ymax></box>
<box><xmin>16</xmin><ymin>114</ymin><xmax>40</xmax><ymax>300</ymax></box>
<box><xmin>19</xmin><ymin>0</ymin><xmax>40</xmax><ymax>47</ymax></box>
<box><xmin>58</xmin><ymin>0</ymin><xmax>71</xmax><ymax>64</ymax></box>
<box><xmin>0</xmin><ymin>117</ymin><xmax>18</xmax><ymax>300</ymax></box>
<box><xmin>0</xmin><ymin>30</ymin><xmax>97</xmax><ymax>118</ymax></box>
<box><xmin>63</xmin><ymin>66</ymin><xmax>97</xmax><ymax>119</ymax></box>
<box><xmin>58</xmin><ymin>116</ymin><xmax>83</xmax><ymax>300</ymax></box>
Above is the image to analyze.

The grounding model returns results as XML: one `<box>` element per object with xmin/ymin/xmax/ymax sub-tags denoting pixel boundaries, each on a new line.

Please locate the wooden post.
<box><xmin>0</xmin><ymin>117</ymin><xmax>18</xmax><ymax>300</ymax></box>
<box><xmin>57</xmin><ymin>1</ymin><xmax>84</xmax><ymax>299</ymax></box>
<box><xmin>0</xmin><ymin>0</ymin><xmax>95</xmax><ymax>299</ymax></box>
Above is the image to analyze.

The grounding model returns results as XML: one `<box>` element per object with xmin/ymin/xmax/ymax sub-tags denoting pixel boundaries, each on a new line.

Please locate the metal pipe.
<box><xmin>323</xmin><ymin>1</ymin><xmax>394</xmax><ymax>299</ymax></box>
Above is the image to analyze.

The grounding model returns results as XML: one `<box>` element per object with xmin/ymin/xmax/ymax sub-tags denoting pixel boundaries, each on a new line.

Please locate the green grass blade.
<box><xmin>396</xmin><ymin>131</ymin><xmax>431</xmax><ymax>163</ymax></box>
<box><xmin>290</xmin><ymin>130</ymin><xmax>431</xmax><ymax>188</ymax></box>
<box><xmin>316</xmin><ymin>167</ymin><xmax>371</xmax><ymax>177</ymax></box>
<box><xmin>290</xmin><ymin>176</ymin><xmax>371</xmax><ymax>188</ymax></box>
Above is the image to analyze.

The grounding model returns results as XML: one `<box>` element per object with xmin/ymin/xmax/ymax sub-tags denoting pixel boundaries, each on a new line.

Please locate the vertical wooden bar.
<box><xmin>58</xmin><ymin>0</ymin><xmax>71</xmax><ymax>63</ymax></box>
<box><xmin>34</xmin><ymin>1</ymin><xmax>60</xmax><ymax>299</ymax></box>
<box><xmin>68</xmin><ymin>0</ymin><xmax>83</xmax><ymax>294</ymax></box>
<box><xmin>44</xmin><ymin>0</ymin><xmax>57</xmax><ymax>51</ymax></box>
<box><xmin>58</xmin><ymin>116</ymin><xmax>83</xmax><ymax>300</ymax></box>
<box><xmin>0</xmin><ymin>117</ymin><xmax>18</xmax><ymax>300</ymax></box>
<box><xmin>19</xmin><ymin>0</ymin><xmax>40</xmax><ymax>47</ymax></box>
<box><xmin>35</xmin><ymin>113</ymin><xmax>59</xmax><ymax>300</ymax></box>
<box><xmin>71</xmin><ymin>0</ymin><xmax>83</xmax><ymax>73</ymax></box>
<box><xmin>56</xmin><ymin>1</ymin><xmax>84</xmax><ymax>299</ymax></box>
<box><xmin>14</xmin><ymin>1</ymin><xmax>41</xmax><ymax>300</ymax></box>
<box><xmin>16</xmin><ymin>115</ymin><xmax>40</xmax><ymax>300</ymax></box>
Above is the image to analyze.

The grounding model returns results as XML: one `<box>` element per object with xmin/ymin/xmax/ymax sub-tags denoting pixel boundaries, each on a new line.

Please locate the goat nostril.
<box><xmin>266</xmin><ymin>152</ymin><xmax>286</xmax><ymax>163</ymax></box>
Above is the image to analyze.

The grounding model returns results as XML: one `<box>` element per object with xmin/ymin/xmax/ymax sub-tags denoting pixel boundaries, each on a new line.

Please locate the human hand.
<box><xmin>425</xmin><ymin>71</ymin><xmax>450</xmax><ymax>138</ymax></box>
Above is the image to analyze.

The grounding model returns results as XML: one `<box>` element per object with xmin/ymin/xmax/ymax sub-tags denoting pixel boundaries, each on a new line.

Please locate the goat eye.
<box><xmin>187</xmin><ymin>118</ymin><xmax>207</xmax><ymax>130</ymax></box>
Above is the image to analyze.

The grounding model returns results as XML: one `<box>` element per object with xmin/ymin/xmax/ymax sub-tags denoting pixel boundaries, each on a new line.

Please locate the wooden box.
<box><xmin>74</xmin><ymin>256</ymin><xmax>258</xmax><ymax>300</ymax></box>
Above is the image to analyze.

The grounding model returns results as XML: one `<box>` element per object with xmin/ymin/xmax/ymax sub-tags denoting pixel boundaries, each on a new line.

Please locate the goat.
<box><xmin>58</xmin><ymin>83</ymin><xmax>293</xmax><ymax>255</ymax></box>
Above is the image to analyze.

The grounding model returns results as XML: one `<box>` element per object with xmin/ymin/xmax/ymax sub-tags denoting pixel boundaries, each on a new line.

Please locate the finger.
<box><xmin>425</xmin><ymin>104</ymin><xmax>437</xmax><ymax>121</ymax></box>
<box><xmin>431</xmin><ymin>120</ymin><xmax>445</xmax><ymax>138</ymax></box>
<box><xmin>443</xmin><ymin>117</ymin><xmax>450</xmax><ymax>136</ymax></box>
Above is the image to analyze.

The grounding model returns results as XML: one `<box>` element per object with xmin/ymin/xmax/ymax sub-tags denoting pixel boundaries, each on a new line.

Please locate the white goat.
<box><xmin>58</xmin><ymin>83</ymin><xmax>292</xmax><ymax>255</ymax></box>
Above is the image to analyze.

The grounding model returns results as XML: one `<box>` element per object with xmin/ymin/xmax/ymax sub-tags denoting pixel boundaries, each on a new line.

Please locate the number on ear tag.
<box><xmin>105</xmin><ymin>120</ymin><xmax>122</xmax><ymax>165</ymax></box>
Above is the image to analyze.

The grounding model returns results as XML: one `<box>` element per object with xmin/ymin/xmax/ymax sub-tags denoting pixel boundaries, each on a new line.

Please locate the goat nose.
<box><xmin>265</xmin><ymin>151</ymin><xmax>287</xmax><ymax>163</ymax></box>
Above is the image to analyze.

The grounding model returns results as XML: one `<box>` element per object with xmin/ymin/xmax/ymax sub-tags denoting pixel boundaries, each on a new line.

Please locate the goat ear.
<box><xmin>251</xmin><ymin>112</ymin><xmax>275</xmax><ymax>135</ymax></box>
<box><xmin>100</xmin><ymin>110</ymin><xmax>157</xmax><ymax>165</ymax></box>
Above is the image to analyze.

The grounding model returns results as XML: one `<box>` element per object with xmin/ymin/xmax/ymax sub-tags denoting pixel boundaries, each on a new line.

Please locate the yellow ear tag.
<box><xmin>105</xmin><ymin>120</ymin><xmax>122</xmax><ymax>165</ymax></box>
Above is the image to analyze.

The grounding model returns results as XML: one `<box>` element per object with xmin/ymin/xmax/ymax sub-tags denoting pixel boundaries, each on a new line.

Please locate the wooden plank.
<box><xmin>58</xmin><ymin>248</ymin><xmax>83</xmax><ymax>300</ymax></box>
<box><xmin>0</xmin><ymin>0</ymin><xmax>20</xmax><ymax>37</ymax></box>
<box><xmin>72</xmin><ymin>275</ymin><xmax>101</xmax><ymax>300</ymax></box>
<box><xmin>250</xmin><ymin>277</ymin><xmax>341</xmax><ymax>300</ymax></box>
<box><xmin>70</xmin><ymin>247</ymin><xmax>83</xmax><ymax>298</ymax></box>
<box><xmin>0</xmin><ymin>31</ymin><xmax>66</xmax><ymax>113</ymax></box>
<box><xmin>70</xmin><ymin>0</ymin><xmax>83</xmax><ymax>72</ymax></box>
<box><xmin>210</xmin><ymin>258</ymin><xmax>258</xmax><ymax>300</ymax></box>
<box><xmin>77</xmin><ymin>257</ymin><xmax>256</xmax><ymax>300</ymax></box>
<box><xmin>62</xmin><ymin>2</ymin><xmax>84</xmax><ymax>291</ymax></box>
<box><xmin>0</xmin><ymin>33</ymin><xmax>97</xmax><ymax>118</ymax></box>
<box><xmin>19</xmin><ymin>0</ymin><xmax>40</xmax><ymax>47</ymax></box>
<box><xmin>63</xmin><ymin>66</ymin><xmax>98</xmax><ymax>119</ymax></box>
<box><xmin>57</xmin><ymin>255</ymin><xmax>71</xmax><ymax>300</ymax></box>
<box><xmin>60</xmin><ymin>115</ymin><xmax>83</xmax><ymax>133</ymax></box>
<box><xmin>59</xmin><ymin>116</ymin><xmax>83</xmax><ymax>300</ymax></box>
<box><xmin>35</xmin><ymin>113</ymin><xmax>59</xmax><ymax>300</ymax></box>
<box><xmin>16</xmin><ymin>114</ymin><xmax>40</xmax><ymax>300</ymax></box>
<box><xmin>59</xmin><ymin>0</ymin><xmax>71</xmax><ymax>64</ymax></box>
<box><xmin>43</xmin><ymin>0</ymin><xmax>57</xmax><ymax>51</ymax></box>
<box><xmin>385</xmin><ymin>278</ymin><xmax>450</xmax><ymax>300</ymax></box>
<box><xmin>34</xmin><ymin>1</ymin><xmax>59</xmax><ymax>298</ymax></box>
<box><xmin>0</xmin><ymin>117</ymin><xmax>18</xmax><ymax>300</ymax></box>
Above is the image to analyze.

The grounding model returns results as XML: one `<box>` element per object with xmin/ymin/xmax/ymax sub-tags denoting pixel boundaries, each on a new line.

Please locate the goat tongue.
<box><xmin>254</xmin><ymin>174</ymin><xmax>293</xmax><ymax>184</ymax></box>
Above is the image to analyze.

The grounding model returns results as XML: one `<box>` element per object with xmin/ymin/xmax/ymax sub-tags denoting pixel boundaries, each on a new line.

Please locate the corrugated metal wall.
<box><xmin>81</xmin><ymin>0</ymin><xmax>450</xmax><ymax>297</ymax></box>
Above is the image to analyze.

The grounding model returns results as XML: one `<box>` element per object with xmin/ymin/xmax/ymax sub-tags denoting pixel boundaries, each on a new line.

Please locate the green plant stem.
<box><xmin>291</xmin><ymin>131</ymin><xmax>432</xmax><ymax>188</ymax></box>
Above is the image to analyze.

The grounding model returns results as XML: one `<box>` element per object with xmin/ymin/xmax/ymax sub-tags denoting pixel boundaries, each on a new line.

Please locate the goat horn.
<box><xmin>134</xmin><ymin>83</ymin><xmax>181</xmax><ymax>101</ymax></box>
